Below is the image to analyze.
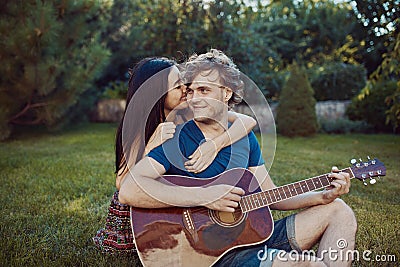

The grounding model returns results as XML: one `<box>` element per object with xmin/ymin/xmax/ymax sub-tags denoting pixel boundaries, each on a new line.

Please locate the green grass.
<box><xmin>1</xmin><ymin>123</ymin><xmax>399</xmax><ymax>266</ymax></box>
<box><xmin>268</xmin><ymin>134</ymin><xmax>400</xmax><ymax>266</ymax></box>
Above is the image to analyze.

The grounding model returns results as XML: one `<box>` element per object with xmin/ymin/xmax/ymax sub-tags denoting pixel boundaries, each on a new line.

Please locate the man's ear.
<box><xmin>224</xmin><ymin>88</ymin><xmax>233</xmax><ymax>103</ymax></box>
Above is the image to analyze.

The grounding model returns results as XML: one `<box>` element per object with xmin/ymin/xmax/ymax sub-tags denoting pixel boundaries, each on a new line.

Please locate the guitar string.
<box><xmin>185</xmin><ymin>172</ymin><xmax>352</xmax><ymax>225</ymax></box>
<box><xmin>186</xmin><ymin>176</ymin><xmax>331</xmax><ymax>214</ymax></box>
<box><xmin>157</xmin><ymin>168</ymin><xmax>356</xmax><ymax>227</ymax></box>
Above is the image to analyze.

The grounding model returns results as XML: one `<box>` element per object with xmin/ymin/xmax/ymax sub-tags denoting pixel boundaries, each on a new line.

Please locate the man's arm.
<box><xmin>248</xmin><ymin>165</ymin><xmax>351</xmax><ymax>211</ymax></box>
<box><xmin>119</xmin><ymin>156</ymin><xmax>244</xmax><ymax>211</ymax></box>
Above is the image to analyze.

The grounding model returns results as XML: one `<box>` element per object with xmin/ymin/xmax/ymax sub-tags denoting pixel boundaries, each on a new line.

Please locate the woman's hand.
<box><xmin>145</xmin><ymin>122</ymin><xmax>176</xmax><ymax>154</ymax></box>
<box><xmin>184</xmin><ymin>139</ymin><xmax>218</xmax><ymax>173</ymax></box>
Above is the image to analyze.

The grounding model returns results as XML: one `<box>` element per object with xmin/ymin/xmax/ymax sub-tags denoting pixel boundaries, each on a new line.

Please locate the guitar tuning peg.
<box><xmin>359</xmin><ymin>158</ymin><xmax>363</xmax><ymax>162</ymax></box>
<box><xmin>350</xmin><ymin>159</ymin><xmax>357</xmax><ymax>164</ymax></box>
<box><xmin>369</xmin><ymin>178</ymin><xmax>376</xmax><ymax>184</ymax></box>
<box><xmin>367</xmin><ymin>156</ymin><xmax>371</xmax><ymax>160</ymax></box>
<box><xmin>363</xmin><ymin>180</ymin><xmax>368</xmax><ymax>186</ymax></box>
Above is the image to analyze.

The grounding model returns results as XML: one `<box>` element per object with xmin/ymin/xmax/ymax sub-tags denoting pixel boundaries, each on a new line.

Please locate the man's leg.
<box><xmin>273</xmin><ymin>198</ymin><xmax>357</xmax><ymax>267</ymax></box>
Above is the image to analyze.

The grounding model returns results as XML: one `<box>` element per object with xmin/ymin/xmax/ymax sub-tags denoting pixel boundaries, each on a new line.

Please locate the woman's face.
<box><xmin>165</xmin><ymin>66</ymin><xmax>188</xmax><ymax>112</ymax></box>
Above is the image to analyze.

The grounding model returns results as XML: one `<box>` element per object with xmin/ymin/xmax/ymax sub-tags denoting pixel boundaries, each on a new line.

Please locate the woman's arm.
<box><xmin>218</xmin><ymin>111</ymin><xmax>257</xmax><ymax>148</ymax></box>
<box><xmin>116</xmin><ymin>122</ymin><xmax>176</xmax><ymax>190</ymax></box>
<box><xmin>184</xmin><ymin>112</ymin><xmax>256</xmax><ymax>173</ymax></box>
<box><xmin>144</xmin><ymin>122</ymin><xmax>176</xmax><ymax>154</ymax></box>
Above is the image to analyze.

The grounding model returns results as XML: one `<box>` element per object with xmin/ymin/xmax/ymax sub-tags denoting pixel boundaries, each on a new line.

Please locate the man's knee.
<box><xmin>327</xmin><ymin>199</ymin><xmax>357</xmax><ymax>230</ymax></box>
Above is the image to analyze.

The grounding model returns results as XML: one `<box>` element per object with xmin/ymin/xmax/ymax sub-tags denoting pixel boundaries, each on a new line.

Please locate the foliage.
<box><xmin>0</xmin><ymin>0</ymin><xmax>110</xmax><ymax>140</ymax></box>
<box><xmin>350</xmin><ymin>0</ymin><xmax>400</xmax><ymax>74</ymax></box>
<box><xmin>309</xmin><ymin>62</ymin><xmax>367</xmax><ymax>101</ymax></box>
<box><xmin>347</xmin><ymin>80</ymin><xmax>397</xmax><ymax>132</ymax></box>
<box><xmin>96</xmin><ymin>0</ymin><xmax>368</xmax><ymax>100</ymax></box>
<box><xmin>370</xmin><ymin>32</ymin><xmax>400</xmax><ymax>131</ymax></box>
<box><xmin>276</xmin><ymin>63</ymin><xmax>318</xmax><ymax>137</ymax></box>
<box><xmin>1</xmin><ymin>0</ymin><xmax>399</xmax><ymax>139</ymax></box>
<box><xmin>347</xmin><ymin>32</ymin><xmax>400</xmax><ymax>132</ymax></box>
<box><xmin>102</xmin><ymin>81</ymin><xmax>128</xmax><ymax>100</ymax></box>
<box><xmin>318</xmin><ymin>117</ymin><xmax>372</xmax><ymax>134</ymax></box>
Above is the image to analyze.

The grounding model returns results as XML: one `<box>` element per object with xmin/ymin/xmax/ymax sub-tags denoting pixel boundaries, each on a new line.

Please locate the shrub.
<box><xmin>318</xmin><ymin>118</ymin><xmax>372</xmax><ymax>134</ymax></box>
<box><xmin>277</xmin><ymin>62</ymin><xmax>318</xmax><ymax>137</ymax></box>
<box><xmin>309</xmin><ymin>62</ymin><xmax>367</xmax><ymax>101</ymax></box>
<box><xmin>347</xmin><ymin>80</ymin><xmax>397</xmax><ymax>133</ymax></box>
<box><xmin>102</xmin><ymin>81</ymin><xmax>128</xmax><ymax>100</ymax></box>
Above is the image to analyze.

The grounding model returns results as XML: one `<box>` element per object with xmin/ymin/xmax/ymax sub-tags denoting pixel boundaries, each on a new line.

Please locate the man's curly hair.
<box><xmin>182</xmin><ymin>49</ymin><xmax>244</xmax><ymax>108</ymax></box>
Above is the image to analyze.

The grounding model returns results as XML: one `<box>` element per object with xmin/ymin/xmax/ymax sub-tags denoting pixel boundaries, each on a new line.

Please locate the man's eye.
<box><xmin>186</xmin><ymin>89</ymin><xmax>193</xmax><ymax>94</ymax></box>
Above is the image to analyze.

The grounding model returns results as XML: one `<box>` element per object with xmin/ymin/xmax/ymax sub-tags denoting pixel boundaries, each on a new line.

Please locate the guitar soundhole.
<box><xmin>209</xmin><ymin>208</ymin><xmax>246</xmax><ymax>227</ymax></box>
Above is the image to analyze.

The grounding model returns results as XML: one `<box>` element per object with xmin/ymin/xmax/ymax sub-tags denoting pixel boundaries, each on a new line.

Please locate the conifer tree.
<box><xmin>0</xmin><ymin>0</ymin><xmax>110</xmax><ymax>140</ymax></box>
<box><xmin>277</xmin><ymin>62</ymin><xmax>318</xmax><ymax>137</ymax></box>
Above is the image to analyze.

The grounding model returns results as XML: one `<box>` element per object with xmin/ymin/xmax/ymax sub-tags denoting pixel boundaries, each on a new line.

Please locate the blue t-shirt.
<box><xmin>148</xmin><ymin>120</ymin><xmax>265</xmax><ymax>178</ymax></box>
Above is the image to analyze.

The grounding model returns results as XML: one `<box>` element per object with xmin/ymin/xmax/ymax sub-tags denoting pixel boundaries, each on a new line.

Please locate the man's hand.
<box><xmin>202</xmin><ymin>184</ymin><xmax>245</xmax><ymax>212</ymax></box>
<box><xmin>322</xmin><ymin>166</ymin><xmax>351</xmax><ymax>204</ymax></box>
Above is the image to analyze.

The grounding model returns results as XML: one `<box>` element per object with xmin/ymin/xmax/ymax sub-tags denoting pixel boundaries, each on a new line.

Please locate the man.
<box><xmin>119</xmin><ymin>49</ymin><xmax>357</xmax><ymax>267</ymax></box>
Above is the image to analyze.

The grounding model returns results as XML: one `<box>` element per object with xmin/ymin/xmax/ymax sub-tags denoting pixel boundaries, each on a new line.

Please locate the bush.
<box><xmin>309</xmin><ymin>62</ymin><xmax>367</xmax><ymax>101</ymax></box>
<box><xmin>347</xmin><ymin>80</ymin><xmax>397</xmax><ymax>133</ymax></box>
<box><xmin>277</xmin><ymin>62</ymin><xmax>318</xmax><ymax>137</ymax></box>
<box><xmin>102</xmin><ymin>81</ymin><xmax>128</xmax><ymax>100</ymax></box>
<box><xmin>318</xmin><ymin>118</ymin><xmax>372</xmax><ymax>134</ymax></box>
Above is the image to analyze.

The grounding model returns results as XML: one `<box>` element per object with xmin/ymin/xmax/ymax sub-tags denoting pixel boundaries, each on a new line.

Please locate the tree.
<box><xmin>234</xmin><ymin>0</ymin><xmax>363</xmax><ymax>98</ymax></box>
<box><xmin>347</xmin><ymin>32</ymin><xmax>399</xmax><ymax>133</ymax></box>
<box><xmin>277</xmin><ymin>62</ymin><xmax>318</xmax><ymax>137</ymax></box>
<box><xmin>0</xmin><ymin>1</ymin><xmax>110</xmax><ymax>140</ymax></box>
<box><xmin>350</xmin><ymin>0</ymin><xmax>400</xmax><ymax>74</ymax></box>
<box><xmin>379</xmin><ymin>33</ymin><xmax>400</xmax><ymax>131</ymax></box>
<box><xmin>95</xmin><ymin>0</ymin><xmax>373</xmax><ymax>101</ymax></box>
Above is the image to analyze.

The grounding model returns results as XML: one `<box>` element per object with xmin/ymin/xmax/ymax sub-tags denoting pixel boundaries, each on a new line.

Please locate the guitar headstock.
<box><xmin>350</xmin><ymin>157</ymin><xmax>386</xmax><ymax>185</ymax></box>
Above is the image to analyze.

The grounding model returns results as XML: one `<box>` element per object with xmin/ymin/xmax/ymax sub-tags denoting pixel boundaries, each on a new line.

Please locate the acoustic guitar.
<box><xmin>130</xmin><ymin>158</ymin><xmax>386</xmax><ymax>266</ymax></box>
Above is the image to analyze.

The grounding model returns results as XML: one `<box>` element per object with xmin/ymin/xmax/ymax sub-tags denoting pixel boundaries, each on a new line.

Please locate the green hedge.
<box><xmin>309</xmin><ymin>62</ymin><xmax>367</xmax><ymax>101</ymax></box>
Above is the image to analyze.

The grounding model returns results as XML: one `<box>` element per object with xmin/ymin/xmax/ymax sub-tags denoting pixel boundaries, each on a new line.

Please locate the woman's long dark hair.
<box><xmin>115</xmin><ymin>57</ymin><xmax>176</xmax><ymax>175</ymax></box>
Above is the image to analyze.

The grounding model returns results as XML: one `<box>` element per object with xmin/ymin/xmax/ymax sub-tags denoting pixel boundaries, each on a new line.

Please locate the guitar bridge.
<box><xmin>182</xmin><ymin>209</ymin><xmax>199</xmax><ymax>242</ymax></box>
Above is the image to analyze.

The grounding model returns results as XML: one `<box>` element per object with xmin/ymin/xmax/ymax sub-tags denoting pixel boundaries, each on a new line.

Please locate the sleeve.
<box><xmin>248</xmin><ymin>131</ymin><xmax>265</xmax><ymax>167</ymax></box>
<box><xmin>147</xmin><ymin>145</ymin><xmax>171</xmax><ymax>172</ymax></box>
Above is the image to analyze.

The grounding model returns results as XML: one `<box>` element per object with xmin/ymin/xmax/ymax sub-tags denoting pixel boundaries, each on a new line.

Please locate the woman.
<box><xmin>93</xmin><ymin>57</ymin><xmax>256</xmax><ymax>253</ymax></box>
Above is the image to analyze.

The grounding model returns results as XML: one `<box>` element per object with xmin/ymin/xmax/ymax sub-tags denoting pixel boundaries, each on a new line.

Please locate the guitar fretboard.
<box><xmin>240</xmin><ymin>168</ymin><xmax>354</xmax><ymax>213</ymax></box>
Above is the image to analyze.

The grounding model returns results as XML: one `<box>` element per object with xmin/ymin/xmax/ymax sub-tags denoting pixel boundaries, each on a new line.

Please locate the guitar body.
<box><xmin>130</xmin><ymin>168</ymin><xmax>273</xmax><ymax>267</ymax></box>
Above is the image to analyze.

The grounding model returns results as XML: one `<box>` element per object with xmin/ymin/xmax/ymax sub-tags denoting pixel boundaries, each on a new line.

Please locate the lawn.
<box><xmin>0</xmin><ymin>123</ymin><xmax>399</xmax><ymax>266</ymax></box>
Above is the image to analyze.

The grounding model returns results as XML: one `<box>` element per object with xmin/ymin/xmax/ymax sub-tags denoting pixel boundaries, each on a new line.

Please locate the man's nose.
<box><xmin>190</xmin><ymin>91</ymin><xmax>202</xmax><ymax>102</ymax></box>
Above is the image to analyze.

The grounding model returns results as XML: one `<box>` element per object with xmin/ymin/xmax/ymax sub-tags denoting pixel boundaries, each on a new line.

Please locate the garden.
<box><xmin>1</xmin><ymin>0</ymin><xmax>399</xmax><ymax>266</ymax></box>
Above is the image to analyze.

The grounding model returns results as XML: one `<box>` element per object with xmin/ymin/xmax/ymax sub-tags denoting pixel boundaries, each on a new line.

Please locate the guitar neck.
<box><xmin>240</xmin><ymin>167</ymin><xmax>355</xmax><ymax>213</ymax></box>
